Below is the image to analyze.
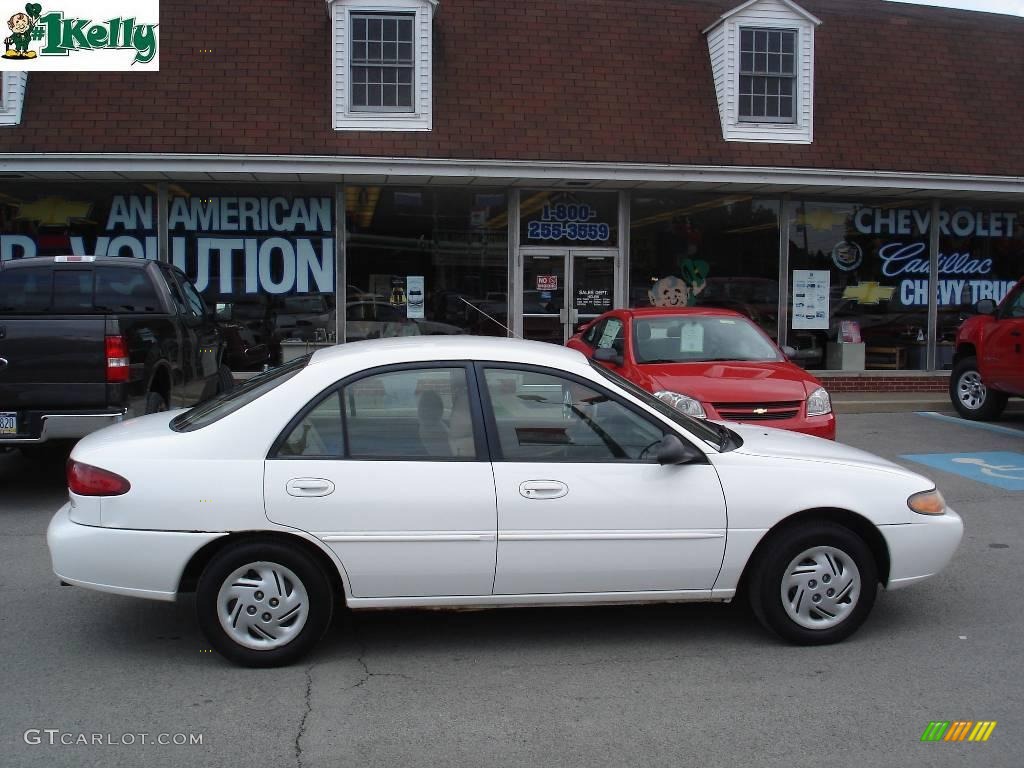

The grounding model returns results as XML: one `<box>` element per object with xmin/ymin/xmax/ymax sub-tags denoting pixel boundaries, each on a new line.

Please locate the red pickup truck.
<box><xmin>949</xmin><ymin>277</ymin><xmax>1024</xmax><ymax>420</ymax></box>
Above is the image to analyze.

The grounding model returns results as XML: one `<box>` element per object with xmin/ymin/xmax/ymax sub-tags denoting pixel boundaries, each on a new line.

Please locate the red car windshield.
<box><xmin>633</xmin><ymin>315</ymin><xmax>782</xmax><ymax>364</ymax></box>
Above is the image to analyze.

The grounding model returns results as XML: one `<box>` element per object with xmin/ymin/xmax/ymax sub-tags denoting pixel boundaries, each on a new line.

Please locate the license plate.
<box><xmin>0</xmin><ymin>412</ymin><xmax>16</xmax><ymax>436</ymax></box>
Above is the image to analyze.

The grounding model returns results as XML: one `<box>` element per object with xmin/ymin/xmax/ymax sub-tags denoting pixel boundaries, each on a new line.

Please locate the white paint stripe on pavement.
<box><xmin>916</xmin><ymin>411</ymin><xmax>1024</xmax><ymax>438</ymax></box>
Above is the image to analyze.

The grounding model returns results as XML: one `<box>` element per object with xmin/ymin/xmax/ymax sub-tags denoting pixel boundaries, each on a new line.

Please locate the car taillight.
<box><xmin>67</xmin><ymin>460</ymin><xmax>131</xmax><ymax>496</ymax></box>
<box><xmin>105</xmin><ymin>335</ymin><xmax>129</xmax><ymax>383</ymax></box>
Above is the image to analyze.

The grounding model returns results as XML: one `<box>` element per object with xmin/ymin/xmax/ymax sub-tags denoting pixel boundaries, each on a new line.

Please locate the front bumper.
<box><xmin>0</xmin><ymin>409</ymin><xmax>126</xmax><ymax>444</ymax></box>
<box><xmin>47</xmin><ymin>504</ymin><xmax>225</xmax><ymax>601</ymax></box>
<box><xmin>881</xmin><ymin>507</ymin><xmax>964</xmax><ymax>589</ymax></box>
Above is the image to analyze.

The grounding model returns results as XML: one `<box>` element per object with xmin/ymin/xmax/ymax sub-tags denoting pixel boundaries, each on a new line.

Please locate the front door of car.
<box><xmin>985</xmin><ymin>284</ymin><xmax>1024</xmax><ymax>394</ymax></box>
<box><xmin>478</xmin><ymin>364</ymin><xmax>727</xmax><ymax>595</ymax></box>
<box><xmin>264</xmin><ymin>364</ymin><xmax>498</xmax><ymax>599</ymax></box>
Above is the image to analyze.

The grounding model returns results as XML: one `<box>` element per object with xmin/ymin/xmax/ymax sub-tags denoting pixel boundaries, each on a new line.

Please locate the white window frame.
<box><xmin>737</xmin><ymin>27</ymin><xmax>798</xmax><ymax>124</ymax></box>
<box><xmin>328</xmin><ymin>0</ymin><xmax>436</xmax><ymax>131</ymax></box>
<box><xmin>0</xmin><ymin>72</ymin><xmax>28</xmax><ymax>127</ymax></box>
<box><xmin>704</xmin><ymin>0</ymin><xmax>820</xmax><ymax>144</ymax></box>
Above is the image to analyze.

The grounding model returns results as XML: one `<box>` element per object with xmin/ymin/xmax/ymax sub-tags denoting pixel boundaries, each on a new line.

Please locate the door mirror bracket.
<box><xmin>656</xmin><ymin>434</ymin><xmax>703</xmax><ymax>465</ymax></box>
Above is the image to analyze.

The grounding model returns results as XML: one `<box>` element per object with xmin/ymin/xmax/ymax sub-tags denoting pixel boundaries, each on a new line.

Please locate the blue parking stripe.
<box><xmin>901</xmin><ymin>451</ymin><xmax>1024</xmax><ymax>491</ymax></box>
<box><xmin>916</xmin><ymin>411</ymin><xmax>1024</xmax><ymax>438</ymax></box>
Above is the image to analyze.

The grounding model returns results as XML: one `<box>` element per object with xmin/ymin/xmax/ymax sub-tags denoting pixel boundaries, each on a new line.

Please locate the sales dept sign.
<box><xmin>0</xmin><ymin>0</ymin><xmax>158</xmax><ymax>70</ymax></box>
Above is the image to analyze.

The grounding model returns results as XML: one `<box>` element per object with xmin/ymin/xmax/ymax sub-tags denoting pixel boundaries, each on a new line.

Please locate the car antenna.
<box><xmin>459</xmin><ymin>297</ymin><xmax>523</xmax><ymax>339</ymax></box>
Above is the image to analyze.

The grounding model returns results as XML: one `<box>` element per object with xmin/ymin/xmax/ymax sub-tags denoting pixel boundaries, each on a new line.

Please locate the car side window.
<box><xmin>160</xmin><ymin>267</ymin><xmax>189</xmax><ymax>315</ymax></box>
<box><xmin>1001</xmin><ymin>286</ymin><xmax>1024</xmax><ymax>319</ymax></box>
<box><xmin>581</xmin><ymin>320</ymin><xmax>604</xmax><ymax>347</ymax></box>
<box><xmin>482</xmin><ymin>367</ymin><xmax>665</xmax><ymax>462</ymax></box>
<box><xmin>277</xmin><ymin>391</ymin><xmax>346</xmax><ymax>458</ymax></box>
<box><xmin>177</xmin><ymin>276</ymin><xmax>206</xmax><ymax>318</ymax></box>
<box><xmin>344</xmin><ymin>367</ymin><xmax>477</xmax><ymax>459</ymax></box>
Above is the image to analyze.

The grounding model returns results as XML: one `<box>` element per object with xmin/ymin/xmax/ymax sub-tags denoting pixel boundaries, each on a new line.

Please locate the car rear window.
<box><xmin>0</xmin><ymin>265</ymin><xmax>161</xmax><ymax>314</ymax></box>
<box><xmin>170</xmin><ymin>356</ymin><xmax>309</xmax><ymax>432</ymax></box>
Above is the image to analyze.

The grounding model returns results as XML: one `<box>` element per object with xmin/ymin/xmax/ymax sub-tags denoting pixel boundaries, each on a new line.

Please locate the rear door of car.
<box><xmin>264</xmin><ymin>362</ymin><xmax>498</xmax><ymax>599</ymax></box>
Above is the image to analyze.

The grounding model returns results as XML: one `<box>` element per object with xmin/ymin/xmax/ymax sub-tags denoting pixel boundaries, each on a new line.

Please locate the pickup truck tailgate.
<box><xmin>0</xmin><ymin>318</ymin><xmax>108</xmax><ymax>409</ymax></box>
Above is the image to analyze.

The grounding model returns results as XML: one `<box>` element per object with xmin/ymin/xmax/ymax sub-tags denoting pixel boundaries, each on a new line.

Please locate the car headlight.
<box><xmin>806</xmin><ymin>386</ymin><xmax>832</xmax><ymax>417</ymax></box>
<box><xmin>654</xmin><ymin>390</ymin><xmax>707</xmax><ymax>418</ymax></box>
<box><xmin>908</xmin><ymin>489</ymin><xmax>947</xmax><ymax>515</ymax></box>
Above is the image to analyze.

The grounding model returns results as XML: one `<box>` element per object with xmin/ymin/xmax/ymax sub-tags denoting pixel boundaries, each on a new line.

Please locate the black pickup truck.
<box><xmin>0</xmin><ymin>256</ymin><xmax>233</xmax><ymax>451</ymax></box>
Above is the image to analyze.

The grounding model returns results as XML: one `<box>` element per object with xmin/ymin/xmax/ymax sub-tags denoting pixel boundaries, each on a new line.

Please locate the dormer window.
<box><xmin>327</xmin><ymin>0</ymin><xmax>436</xmax><ymax>131</ymax></box>
<box><xmin>738</xmin><ymin>28</ymin><xmax>796</xmax><ymax>123</ymax></box>
<box><xmin>705</xmin><ymin>0</ymin><xmax>820</xmax><ymax>144</ymax></box>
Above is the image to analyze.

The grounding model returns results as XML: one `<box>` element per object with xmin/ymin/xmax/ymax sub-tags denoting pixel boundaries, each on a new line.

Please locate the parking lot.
<box><xmin>1</xmin><ymin>409</ymin><xmax>1022</xmax><ymax>768</ymax></box>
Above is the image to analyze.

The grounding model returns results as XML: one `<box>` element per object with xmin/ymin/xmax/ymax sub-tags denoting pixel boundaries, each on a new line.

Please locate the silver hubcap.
<box><xmin>956</xmin><ymin>370</ymin><xmax>987</xmax><ymax>410</ymax></box>
<box><xmin>781</xmin><ymin>546</ymin><xmax>860</xmax><ymax>630</ymax></box>
<box><xmin>217</xmin><ymin>561</ymin><xmax>309</xmax><ymax>651</ymax></box>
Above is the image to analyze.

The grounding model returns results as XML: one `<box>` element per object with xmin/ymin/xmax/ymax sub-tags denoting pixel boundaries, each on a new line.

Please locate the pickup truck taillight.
<box><xmin>67</xmin><ymin>460</ymin><xmax>131</xmax><ymax>496</ymax></box>
<box><xmin>105</xmin><ymin>335</ymin><xmax>130</xmax><ymax>383</ymax></box>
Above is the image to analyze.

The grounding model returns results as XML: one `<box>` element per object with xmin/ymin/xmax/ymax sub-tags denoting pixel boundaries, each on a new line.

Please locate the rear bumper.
<box><xmin>0</xmin><ymin>409</ymin><xmax>126</xmax><ymax>444</ymax></box>
<box><xmin>47</xmin><ymin>504</ymin><xmax>224</xmax><ymax>601</ymax></box>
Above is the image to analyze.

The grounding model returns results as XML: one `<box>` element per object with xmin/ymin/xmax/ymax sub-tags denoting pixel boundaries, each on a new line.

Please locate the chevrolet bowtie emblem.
<box><xmin>842</xmin><ymin>281</ymin><xmax>896</xmax><ymax>305</ymax></box>
<box><xmin>753</xmin><ymin>407</ymin><xmax>768</xmax><ymax>414</ymax></box>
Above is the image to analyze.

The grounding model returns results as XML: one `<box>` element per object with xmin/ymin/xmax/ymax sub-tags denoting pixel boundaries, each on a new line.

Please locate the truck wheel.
<box><xmin>145</xmin><ymin>391</ymin><xmax>168</xmax><ymax>414</ymax></box>
<box><xmin>950</xmin><ymin>357</ymin><xmax>1006</xmax><ymax>421</ymax></box>
<box><xmin>217</xmin><ymin>365</ymin><xmax>235</xmax><ymax>395</ymax></box>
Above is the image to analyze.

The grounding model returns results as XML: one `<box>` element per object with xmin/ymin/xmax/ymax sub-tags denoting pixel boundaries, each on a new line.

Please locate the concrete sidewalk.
<box><xmin>831</xmin><ymin>391</ymin><xmax>1024</xmax><ymax>415</ymax></box>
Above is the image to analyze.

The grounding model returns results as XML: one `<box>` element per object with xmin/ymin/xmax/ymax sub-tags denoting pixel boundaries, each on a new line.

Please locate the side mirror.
<box><xmin>593</xmin><ymin>347</ymin><xmax>624</xmax><ymax>367</ymax></box>
<box><xmin>782</xmin><ymin>345</ymin><xmax>797</xmax><ymax>358</ymax></box>
<box><xmin>656</xmin><ymin>434</ymin><xmax>703</xmax><ymax>466</ymax></box>
<box><xmin>975</xmin><ymin>299</ymin><xmax>997</xmax><ymax>315</ymax></box>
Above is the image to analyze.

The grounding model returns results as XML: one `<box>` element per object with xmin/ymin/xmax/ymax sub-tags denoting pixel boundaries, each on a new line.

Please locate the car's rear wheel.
<box><xmin>950</xmin><ymin>357</ymin><xmax>1006</xmax><ymax>420</ymax></box>
<box><xmin>196</xmin><ymin>539</ymin><xmax>333</xmax><ymax>667</ymax></box>
<box><xmin>144</xmin><ymin>391</ymin><xmax>168</xmax><ymax>414</ymax></box>
<box><xmin>748</xmin><ymin>522</ymin><xmax>877</xmax><ymax>645</ymax></box>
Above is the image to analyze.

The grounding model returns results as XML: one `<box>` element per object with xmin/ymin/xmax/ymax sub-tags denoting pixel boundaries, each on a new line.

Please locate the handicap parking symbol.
<box><xmin>901</xmin><ymin>452</ymin><xmax>1024</xmax><ymax>491</ymax></box>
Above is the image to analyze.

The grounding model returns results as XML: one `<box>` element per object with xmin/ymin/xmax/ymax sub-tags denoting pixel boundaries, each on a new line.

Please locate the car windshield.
<box><xmin>589</xmin><ymin>361</ymin><xmax>736</xmax><ymax>451</ymax></box>
<box><xmin>170</xmin><ymin>357</ymin><xmax>308</xmax><ymax>432</ymax></box>
<box><xmin>633</xmin><ymin>315</ymin><xmax>782</xmax><ymax>364</ymax></box>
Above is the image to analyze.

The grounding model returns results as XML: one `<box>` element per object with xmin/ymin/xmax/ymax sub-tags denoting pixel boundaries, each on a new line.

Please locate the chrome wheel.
<box><xmin>217</xmin><ymin>561</ymin><xmax>309</xmax><ymax>651</ymax></box>
<box><xmin>781</xmin><ymin>546</ymin><xmax>860</xmax><ymax>630</ymax></box>
<box><xmin>956</xmin><ymin>370</ymin><xmax>987</xmax><ymax>411</ymax></box>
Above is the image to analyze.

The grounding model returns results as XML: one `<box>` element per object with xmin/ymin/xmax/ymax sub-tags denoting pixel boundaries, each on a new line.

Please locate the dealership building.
<box><xmin>1</xmin><ymin>0</ymin><xmax>1021</xmax><ymax>389</ymax></box>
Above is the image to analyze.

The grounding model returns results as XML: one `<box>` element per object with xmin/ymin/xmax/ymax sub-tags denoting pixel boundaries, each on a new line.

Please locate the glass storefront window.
<box><xmin>169</xmin><ymin>183</ymin><xmax>337</xmax><ymax>371</ymax></box>
<box><xmin>629</xmin><ymin>192</ymin><xmax>781</xmax><ymax>340</ymax></box>
<box><xmin>520</xmin><ymin>190</ymin><xmax>618</xmax><ymax>248</ymax></box>
<box><xmin>345</xmin><ymin>187</ymin><xmax>510</xmax><ymax>341</ymax></box>
<box><xmin>935</xmin><ymin>203</ymin><xmax>1022</xmax><ymax>368</ymax></box>
<box><xmin>0</xmin><ymin>182</ymin><xmax>156</xmax><ymax>261</ymax></box>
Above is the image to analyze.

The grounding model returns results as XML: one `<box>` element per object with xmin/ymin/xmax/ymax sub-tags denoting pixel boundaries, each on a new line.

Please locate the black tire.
<box><xmin>145</xmin><ymin>391</ymin><xmax>168</xmax><ymax>414</ymax></box>
<box><xmin>196</xmin><ymin>539</ymin><xmax>334</xmax><ymax>667</ymax></box>
<box><xmin>949</xmin><ymin>356</ymin><xmax>1006</xmax><ymax>421</ymax></box>
<box><xmin>748</xmin><ymin>522</ymin><xmax>878</xmax><ymax>645</ymax></box>
<box><xmin>216</xmin><ymin>364</ymin><xmax>235</xmax><ymax>395</ymax></box>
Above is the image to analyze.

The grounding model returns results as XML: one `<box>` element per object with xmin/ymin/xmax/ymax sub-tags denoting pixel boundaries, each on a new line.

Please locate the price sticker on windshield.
<box><xmin>679</xmin><ymin>324</ymin><xmax>704</xmax><ymax>353</ymax></box>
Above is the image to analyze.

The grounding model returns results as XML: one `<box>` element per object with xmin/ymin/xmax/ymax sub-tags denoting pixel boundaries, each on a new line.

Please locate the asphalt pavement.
<box><xmin>1</xmin><ymin>408</ymin><xmax>1021</xmax><ymax>768</ymax></box>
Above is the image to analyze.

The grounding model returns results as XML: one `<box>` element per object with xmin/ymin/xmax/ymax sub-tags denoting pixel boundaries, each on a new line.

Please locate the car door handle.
<box><xmin>519</xmin><ymin>480</ymin><xmax>568</xmax><ymax>500</ymax></box>
<box><xmin>286</xmin><ymin>478</ymin><xmax>335</xmax><ymax>497</ymax></box>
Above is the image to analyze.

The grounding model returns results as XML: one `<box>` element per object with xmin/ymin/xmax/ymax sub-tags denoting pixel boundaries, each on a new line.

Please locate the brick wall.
<box><xmin>817</xmin><ymin>374</ymin><xmax>951</xmax><ymax>393</ymax></box>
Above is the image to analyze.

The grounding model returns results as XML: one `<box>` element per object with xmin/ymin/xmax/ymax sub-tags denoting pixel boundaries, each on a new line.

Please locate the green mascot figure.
<box><xmin>4</xmin><ymin>3</ymin><xmax>42</xmax><ymax>59</ymax></box>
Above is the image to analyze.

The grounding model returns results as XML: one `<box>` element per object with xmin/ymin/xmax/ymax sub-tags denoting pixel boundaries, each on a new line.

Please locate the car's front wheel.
<box><xmin>950</xmin><ymin>357</ymin><xmax>1006</xmax><ymax>421</ymax></box>
<box><xmin>748</xmin><ymin>522</ymin><xmax>878</xmax><ymax>645</ymax></box>
<box><xmin>196</xmin><ymin>539</ymin><xmax>334</xmax><ymax>667</ymax></box>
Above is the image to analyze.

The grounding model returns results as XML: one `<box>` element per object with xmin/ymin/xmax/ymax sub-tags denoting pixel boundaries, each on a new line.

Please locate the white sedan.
<box><xmin>48</xmin><ymin>337</ymin><xmax>963</xmax><ymax>667</ymax></box>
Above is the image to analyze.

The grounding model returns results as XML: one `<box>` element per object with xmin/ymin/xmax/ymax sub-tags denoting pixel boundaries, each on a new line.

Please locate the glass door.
<box><xmin>520</xmin><ymin>248</ymin><xmax>617</xmax><ymax>344</ymax></box>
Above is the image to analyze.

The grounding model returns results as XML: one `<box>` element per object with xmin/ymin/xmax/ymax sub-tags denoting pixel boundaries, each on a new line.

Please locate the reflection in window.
<box><xmin>278</xmin><ymin>392</ymin><xmax>346</xmax><ymax>457</ymax></box>
<box><xmin>344</xmin><ymin>368</ymin><xmax>475</xmax><ymax>459</ymax></box>
<box><xmin>483</xmin><ymin>369</ymin><xmax>664</xmax><ymax>462</ymax></box>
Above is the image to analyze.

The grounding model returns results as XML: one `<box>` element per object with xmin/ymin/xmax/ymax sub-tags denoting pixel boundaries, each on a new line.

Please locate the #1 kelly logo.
<box><xmin>1</xmin><ymin>0</ymin><xmax>158</xmax><ymax>70</ymax></box>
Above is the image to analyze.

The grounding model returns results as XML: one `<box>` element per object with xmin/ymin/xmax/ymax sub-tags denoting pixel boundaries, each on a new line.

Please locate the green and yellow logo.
<box><xmin>921</xmin><ymin>721</ymin><xmax>997</xmax><ymax>743</ymax></box>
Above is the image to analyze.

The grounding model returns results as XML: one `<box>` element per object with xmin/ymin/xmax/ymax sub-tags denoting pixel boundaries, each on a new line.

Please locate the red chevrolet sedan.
<box><xmin>568</xmin><ymin>307</ymin><xmax>836</xmax><ymax>440</ymax></box>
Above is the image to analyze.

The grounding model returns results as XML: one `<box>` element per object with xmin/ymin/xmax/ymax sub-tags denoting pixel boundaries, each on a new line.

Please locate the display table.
<box><xmin>280</xmin><ymin>340</ymin><xmax>337</xmax><ymax>363</ymax></box>
<box><xmin>865</xmin><ymin>345</ymin><xmax>907</xmax><ymax>370</ymax></box>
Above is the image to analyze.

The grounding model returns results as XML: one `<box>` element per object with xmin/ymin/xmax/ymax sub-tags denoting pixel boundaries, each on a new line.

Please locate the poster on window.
<box><xmin>792</xmin><ymin>270</ymin><xmax>830</xmax><ymax>330</ymax></box>
<box><xmin>406</xmin><ymin>276</ymin><xmax>424</xmax><ymax>319</ymax></box>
